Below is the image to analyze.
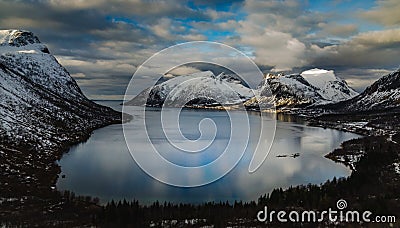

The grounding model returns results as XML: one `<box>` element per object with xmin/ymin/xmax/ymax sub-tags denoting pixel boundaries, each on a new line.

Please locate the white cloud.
<box><xmin>235</xmin><ymin>0</ymin><xmax>315</xmax><ymax>71</ymax></box>
<box><xmin>57</xmin><ymin>56</ymin><xmax>137</xmax><ymax>78</ymax></box>
<box><xmin>205</xmin><ymin>9</ymin><xmax>235</xmax><ymax>20</ymax></box>
<box><xmin>167</xmin><ymin>66</ymin><xmax>201</xmax><ymax>76</ymax></box>
<box><xmin>150</xmin><ymin>18</ymin><xmax>207</xmax><ymax>41</ymax></box>
<box><xmin>239</xmin><ymin>26</ymin><xmax>308</xmax><ymax>71</ymax></box>
<box><xmin>150</xmin><ymin>18</ymin><xmax>175</xmax><ymax>40</ymax></box>
<box><xmin>70</xmin><ymin>72</ymin><xmax>86</xmax><ymax>78</ymax></box>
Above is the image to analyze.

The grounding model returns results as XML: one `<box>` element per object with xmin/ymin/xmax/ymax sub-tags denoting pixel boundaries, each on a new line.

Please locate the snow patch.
<box><xmin>17</xmin><ymin>50</ymin><xmax>37</xmax><ymax>54</ymax></box>
<box><xmin>301</xmin><ymin>68</ymin><xmax>337</xmax><ymax>88</ymax></box>
<box><xmin>394</xmin><ymin>163</ymin><xmax>400</xmax><ymax>175</ymax></box>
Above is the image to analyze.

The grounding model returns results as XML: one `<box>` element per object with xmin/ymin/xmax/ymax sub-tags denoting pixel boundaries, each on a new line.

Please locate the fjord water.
<box><xmin>57</xmin><ymin>101</ymin><xmax>359</xmax><ymax>204</ymax></box>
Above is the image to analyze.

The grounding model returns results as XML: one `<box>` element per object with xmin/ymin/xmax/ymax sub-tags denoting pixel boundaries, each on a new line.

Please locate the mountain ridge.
<box><xmin>261</xmin><ymin>69</ymin><xmax>359</xmax><ymax>109</ymax></box>
<box><xmin>129</xmin><ymin>68</ymin><xmax>359</xmax><ymax>110</ymax></box>
<box><xmin>126</xmin><ymin>71</ymin><xmax>255</xmax><ymax>107</ymax></box>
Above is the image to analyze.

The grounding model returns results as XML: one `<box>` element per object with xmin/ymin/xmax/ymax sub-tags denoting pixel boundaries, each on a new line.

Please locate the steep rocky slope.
<box><xmin>319</xmin><ymin>69</ymin><xmax>400</xmax><ymax>112</ymax></box>
<box><xmin>246</xmin><ymin>69</ymin><xmax>358</xmax><ymax>109</ymax></box>
<box><xmin>0</xmin><ymin>30</ymin><xmax>124</xmax><ymax>211</ymax></box>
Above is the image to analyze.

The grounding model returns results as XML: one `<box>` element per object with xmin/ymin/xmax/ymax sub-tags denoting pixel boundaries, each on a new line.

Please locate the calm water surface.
<box><xmin>57</xmin><ymin>101</ymin><xmax>360</xmax><ymax>204</ymax></box>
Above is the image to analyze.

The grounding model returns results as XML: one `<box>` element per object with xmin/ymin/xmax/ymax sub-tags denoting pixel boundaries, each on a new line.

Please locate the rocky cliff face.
<box><xmin>247</xmin><ymin>69</ymin><xmax>358</xmax><ymax>110</ymax></box>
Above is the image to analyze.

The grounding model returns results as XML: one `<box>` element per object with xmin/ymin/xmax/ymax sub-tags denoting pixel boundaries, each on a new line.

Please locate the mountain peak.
<box><xmin>0</xmin><ymin>29</ymin><xmax>76</xmax><ymax>97</ymax></box>
<box><xmin>0</xmin><ymin>30</ymin><xmax>49</xmax><ymax>54</ymax></box>
<box><xmin>0</xmin><ymin>30</ymin><xmax>41</xmax><ymax>47</ymax></box>
<box><xmin>300</xmin><ymin>68</ymin><xmax>337</xmax><ymax>88</ymax></box>
<box><xmin>253</xmin><ymin>68</ymin><xmax>359</xmax><ymax>109</ymax></box>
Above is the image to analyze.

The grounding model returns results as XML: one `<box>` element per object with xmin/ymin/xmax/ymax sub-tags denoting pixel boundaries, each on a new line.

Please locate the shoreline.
<box><xmin>0</xmin><ymin>99</ymin><xmax>128</xmax><ymax>226</ymax></box>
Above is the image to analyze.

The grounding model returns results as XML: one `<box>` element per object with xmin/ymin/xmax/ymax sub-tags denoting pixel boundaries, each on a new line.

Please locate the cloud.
<box><xmin>57</xmin><ymin>57</ymin><xmax>137</xmax><ymax>78</ymax></box>
<box><xmin>151</xmin><ymin>18</ymin><xmax>176</xmax><ymax>40</ymax></box>
<box><xmin>150</xmin><ymin>18</ymin><xmax>207</xmax><ymax>41</ymax></box>
<box><xmin>90</xmin><ymin>22</ymin><xmax>157</xmax><ymax>45</ymax></box>
<box><xmin>166</xmin><ymin>66</ymin><xmax>201</xmax><ymax>76</ymax></box>
<box><xmin>0</xmin><ymin>17</ymin><xmax>62</xmax><ymax>29</ymax></box>
<box><xmin>319</xmin><ymin>23</ymin><xmax>358</xmax><ymax>37</ymax></box>
<box><xmin>360</xmin><ymin>0</ymin><xmax>400</xmax><ymax>26</ymax></box>
<box><xmin>335</xmin><ymin>68</ymin><xmax>394</xmax><ymax>92</ymax></box>
<box><xmin>205</xmin><ymin>9</ymin><xmax>235</xmax><ymax>20</ymax></box>
<box><xmin>233</xmin><ymin>0</ymin><xmax>324</xmax><ymax>71</ymax></box>
<box><xmin>230</xmin><ymin>0</ymin><xmax>399</xmax><ymax>79</ymax></box>
<box><xmin>351</xmin><ymin>28</ymin><xmax>400</xmax><ymax>45</ymax></box>
<box><xmin>71</xmin><ymin>72</ymin><xmax>86</xmax><ymax>78</ymax></box>
<box><xmin>239</xmin><ymin>26</ymin><xmax>308</xmax><ymax>71</ymax></box>
<box><xmin>75</xmin><ymin>77</ymin><xmax>131</xmax><ymax>100</ymax></box>
<box><xmin>310</xmin><ymin>28</ymin><xmax>400</xmax><ymax>69</ymax></box>
<box><xmin>242</xmin><ymin>0</ymin><xmax>325</xmax><ymax>36</ymax></box>
<box><xmin>0</xmin><ymin>0</ymin><xmax>399</xmax><ymax>98</ymax></box>
<box><xmin>0</xmin><ymin>0</ymin><xmax>217</xmax><ymax>99</ymax></box>
<box><xmin>46</xmin><ymin>0</ymin><xmax>206</xmax><ymax>19</ymax></box>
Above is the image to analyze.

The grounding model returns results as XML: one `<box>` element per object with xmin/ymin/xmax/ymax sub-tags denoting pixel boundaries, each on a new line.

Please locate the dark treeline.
<box><xmin>99</xmin><ymin>199</ymin><xmax>259</xmax><ymax>227</ymax></box>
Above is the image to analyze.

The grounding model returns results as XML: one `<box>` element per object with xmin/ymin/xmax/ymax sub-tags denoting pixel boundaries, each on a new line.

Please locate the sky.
<box><xmin>0</xmin><ymin>0</ymin><xmax>399</xmax><ymax>99</ymax></box>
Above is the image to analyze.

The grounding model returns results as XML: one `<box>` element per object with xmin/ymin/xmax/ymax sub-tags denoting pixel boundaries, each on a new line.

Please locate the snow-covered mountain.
<box><xmin>126</xmin><ymin>71</ymin><xmax>255</xmax><ymax>107</ymax></box>
<box><xmin>301</xmin><ymin>69</ymin><xmax>359</xmax><ymax>102</ymax></box>
<box><xmin>246</xmin><ymin>69</ymin><xmax>358</xmax><ymax>109</ymax></box>
<box><xmin>0</xmin><ymin>30</ymin><xmax>123</xmax><ymax>193</ymax></box>
<box><xmin>320</xmin><ymin>69</ymin><xmax>400</xmax><ymax>112</ymax></box>
<box><xmin>128</xmin><ymin>68</ymin><xmax>358</xmax><ymax>110</ymax></box>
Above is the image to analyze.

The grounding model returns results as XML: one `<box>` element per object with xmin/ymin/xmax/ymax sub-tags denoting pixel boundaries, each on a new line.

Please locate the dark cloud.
<box><xmin>0</xmin><ymin>0</ymin><xmax>215</xmax><ymax>98</ymax></box>
<box><xmin>309</xmin><ymin>29</ymin><xmax>400</xmax><ymax>69</ymax></box>
<box><xmin>0</xmin><ymin>0</ymin><xmax>399</xmax><ymax>97</ymax></box>
<box><xmin>335</xmin><ymin>68</ymin><xmax>396</xmax><ymax>92</ymax></box>
<box><xmin>318</xmin><ymin>23</ymin><xmax>359</xmax><ymax>37</ymax></box>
